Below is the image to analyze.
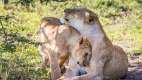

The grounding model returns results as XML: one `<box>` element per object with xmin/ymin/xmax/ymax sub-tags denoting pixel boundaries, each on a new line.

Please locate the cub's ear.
<box><xmin>79</xmin><ymin>37</ymin><xmax>84</xmax><ymax>45</ymax></box>
<box><xmin>79</xmin><ymin>37</ymin><xmax>92</xmax><ymax>49</ymax></box>
<box><xmin>79</xmin><ymin>37</ymin><xmax>91</xmax><ymax>46</ymax></box>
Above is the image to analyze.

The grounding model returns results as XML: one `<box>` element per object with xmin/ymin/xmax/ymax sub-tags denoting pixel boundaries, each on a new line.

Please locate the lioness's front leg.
<box><xmin>38</xmin><ymin>45</ymin><xmax>49</xmax><ymax>68</ymax></box>
<box><xmin>46</xmin><ymin>48</ymin><xmax>61</xmax><ymax>80</ymax></box>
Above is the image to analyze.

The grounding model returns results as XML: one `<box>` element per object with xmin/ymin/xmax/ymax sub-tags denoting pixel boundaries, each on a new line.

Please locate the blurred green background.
<box><xmin>0</xmin><ymin>0</ymin><xmax>142</xmax><ymax>80</ymax></box>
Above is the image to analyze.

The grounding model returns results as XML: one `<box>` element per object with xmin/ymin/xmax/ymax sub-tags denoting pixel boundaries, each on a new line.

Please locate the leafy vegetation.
<box><xmin>0</xmin><ymin>0</ymin><xmax>142</xmax><ymax>79</ymax></box>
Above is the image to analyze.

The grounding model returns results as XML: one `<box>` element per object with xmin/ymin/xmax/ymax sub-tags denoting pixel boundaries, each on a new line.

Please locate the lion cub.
<box><xmin>58</xmin><ymin>37</ymin><xmax>92</xmax><ymax>80</ymax></box>
<box><xmin>71</xmin><ymin>37</ymin><xmax>92</xmax><ymax>67</ymax></box>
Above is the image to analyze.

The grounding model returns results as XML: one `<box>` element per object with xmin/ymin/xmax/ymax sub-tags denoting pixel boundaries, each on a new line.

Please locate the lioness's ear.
<box><xmin>85</xmin><ymin>12</ymin><xmax>95</xmax><ymax>24</ymax></box>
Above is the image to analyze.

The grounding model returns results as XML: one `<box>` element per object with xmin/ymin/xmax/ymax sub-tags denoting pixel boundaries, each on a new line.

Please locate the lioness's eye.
<box><xmin>89</xmin><ymin>17</ymin><xmax>94</xmax><ymax>23</ymax></box>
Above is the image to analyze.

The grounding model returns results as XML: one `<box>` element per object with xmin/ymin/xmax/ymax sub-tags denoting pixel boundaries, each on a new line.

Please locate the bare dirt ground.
<box><xmin>121</xmin><ymin>58</ymin><xmax>142</xmax><ymax>80</ymax></box>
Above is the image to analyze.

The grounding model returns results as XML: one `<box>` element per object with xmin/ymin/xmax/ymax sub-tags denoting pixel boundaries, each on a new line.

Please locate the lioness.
<box><xmin>62</xmin><ymin>8</ymin><xmax>128</xmax><ymax>80</ymax></box>
<box><xmin>38</xmin><ymin>17</ymin><xmax>80</xmax><ymax>80</ymax></box>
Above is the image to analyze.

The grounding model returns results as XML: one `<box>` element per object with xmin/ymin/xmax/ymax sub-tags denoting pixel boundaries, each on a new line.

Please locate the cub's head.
<box><xmin>63</xmin><ymin>8</ymin><xmax>99</xmax><ymax>33</ymax></box>
<box><xmin>72</xmin><ymin>37</ymin><xmax>92</xmax><ymax>67</ymax></box>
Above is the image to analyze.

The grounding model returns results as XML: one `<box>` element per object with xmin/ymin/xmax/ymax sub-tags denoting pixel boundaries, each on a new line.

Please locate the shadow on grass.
<box><xmin>0</xmin><ymin>32</ymin><xmax>51</xmax><ymax>80</ymax></box>
<box><xmin>0</xmin><ymin>17</ymin><xmax>50</xmax><ymax>79</ymax></box>
<box><xmin>0</xmin><ymin>31</ymin><xmax>39</xmax><ymax>53</ymax></box>
<box><xmin>0</xmin><ymin>57</ymin><xmax>51</xmax><ymax>80</ymax></box>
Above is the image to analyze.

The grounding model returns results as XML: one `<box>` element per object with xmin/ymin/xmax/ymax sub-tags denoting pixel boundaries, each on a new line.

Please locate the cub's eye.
<box><xmin>84</xmin><ymin>52</ymin><xmax>88</xmax><ymax>56</ymax></box>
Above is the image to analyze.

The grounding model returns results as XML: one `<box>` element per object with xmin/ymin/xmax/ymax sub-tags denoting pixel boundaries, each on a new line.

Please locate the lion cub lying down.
<box><xmin>38</xmin><ymin>17</ymin><xmax>80</xmax><ymax>80</ymax></box>
<box><xmin>58</xmin><ymin>37</ymin><xmax>91</xmax><ymax>80</ymax></box>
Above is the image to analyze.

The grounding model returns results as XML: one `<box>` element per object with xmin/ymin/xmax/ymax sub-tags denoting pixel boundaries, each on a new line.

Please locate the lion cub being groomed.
<box><xmin>62</xmin><ymin>8</ymin><xmax>128</xmax><ymax>80</ymax></box>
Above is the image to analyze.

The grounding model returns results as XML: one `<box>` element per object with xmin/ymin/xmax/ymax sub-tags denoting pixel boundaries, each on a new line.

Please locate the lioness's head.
<box><xmin>63</xmin><ymin>8</ymin><xmax>100</xmax><ymax>33</ymax></box>
<box><xmin>72</xmin><ymin>37</ymin><xmax>92</xmax><ymax>67</ymax></box>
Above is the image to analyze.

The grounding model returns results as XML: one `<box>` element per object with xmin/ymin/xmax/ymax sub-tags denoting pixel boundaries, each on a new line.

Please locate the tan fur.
<box><xmin>38</xmin><ymin>17</ymin><xmax>80</xmax><ymax>80</ymax></box>
<box><xmin>58</xmin><ymin>37</ymin><xmax>92</xmax><ymax>80</ymax></box>
<box><xmin>62</xmin><ymin>8</ymin><xmax>128</xmax><ymax>80</ymax></box>
<box><xmin>72</xmin><ymin>37</ymin><xmax>92</xmax><ymax>67</ymax></box>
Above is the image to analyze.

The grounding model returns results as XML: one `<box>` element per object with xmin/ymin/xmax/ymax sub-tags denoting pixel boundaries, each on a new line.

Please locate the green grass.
<box><xmin>0</xmin><ymin>0</ymin><xmax>142</xmax><ymax>79</ymax></box>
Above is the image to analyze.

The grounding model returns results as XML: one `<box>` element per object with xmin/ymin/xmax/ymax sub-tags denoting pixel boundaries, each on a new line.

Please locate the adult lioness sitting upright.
<box><xmin>38</xmin><ymin>17</ymin><xmax>80</xmax><ymax>80</ymax></box>
<box><xmin>62</xmin><ymin>8</ymin><xmax>128</xmax><ymax>80</ymax></box>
